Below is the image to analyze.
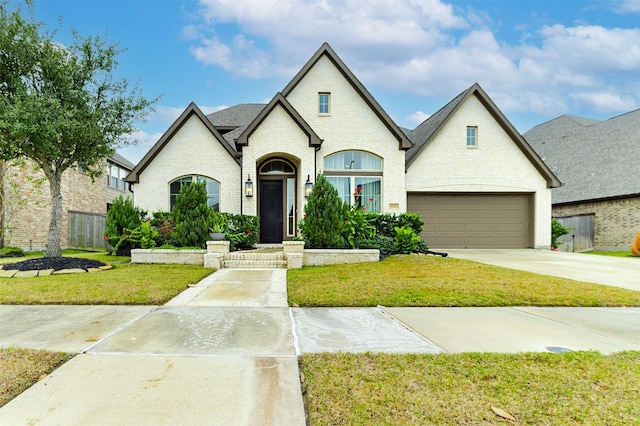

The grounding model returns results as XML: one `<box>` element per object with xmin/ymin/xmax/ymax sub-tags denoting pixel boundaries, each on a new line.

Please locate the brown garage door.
<box><xmin>407</xmin><ymin>193</ymin><xmax>531</xmax><ymax>248</ymax></box>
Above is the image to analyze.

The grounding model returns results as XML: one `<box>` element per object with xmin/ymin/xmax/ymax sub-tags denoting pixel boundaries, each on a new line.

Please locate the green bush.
<box><xmin>0</xmin><ymin>246</ymin><xmax>25</xmax><ymax>257</ymax></box>
<box><xmin>343</xmin><ymin>205</ymin><xmax>376</xmax><ymax>248</ymax></box>
<box><xmin>105</xmin><ymin>196</ymin><xmax>146</xmax><ymax>255</ymax></box>
<box><xmin>226</xmin><ymin>213</ymin><xmax>260</xmax><ymax>250</ymax></box>
<box><xmin>394</xmin><ymin>226</ymin><xmax>422</xmax><ymax>254</ymax></box>
<box><xmin>173</xmin><ymin>181</ymin><xmax>212</xmax><ymax>248</ymax></box>
<box><xmin>113</xmin><ymin>221</ymin><xmax>159</xmax><ymax>252</ymax></box>
<box><xmin>150</xmin><ymin>211</ymin><xmax>178</xmax><ymax>247</ymax></box>
<box><xmin>551</xmin><ymin>219</ymin><xmax>570</xmax><ymax>249</ymax></box>
<box><xmin>367</xmin><ymin>212</ymin><xmax>424</xmax><ymax>238</ymax></box>
<box><xmin>298</xmin><ymin>173</ymin><xmax>348</xmax><ymax>248</ymax></box>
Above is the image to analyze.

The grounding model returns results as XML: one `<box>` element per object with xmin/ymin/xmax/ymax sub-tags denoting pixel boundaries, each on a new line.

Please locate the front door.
<box><xmin>259</xmin><ymin>180</ymin><xmax>283</xmax><ymax>243</ymax></box>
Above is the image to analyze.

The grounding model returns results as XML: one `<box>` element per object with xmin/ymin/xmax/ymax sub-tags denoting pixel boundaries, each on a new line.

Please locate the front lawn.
<box><xmin>288</xmin><ymin>255</ymin><xmax>640</xmax><ymax>307</ymax></box>
<box><xmin>585</xmin><ymin>250</ymin><xmax>637</xmax><ymax>258</ymax></box>
<box><xmin>300</xmin><ymin>351</ymin><xmax>640</xmax><ymax>425</ymax></box>
<box><xmin>0</xmin><ymin>252</ymin><xmax>213</xmax><ymax>305</ymax></box>
<box><xmin>0</xmin><ymin>348</ymin><xmax>70</xmax><ymax>407</ymax></box>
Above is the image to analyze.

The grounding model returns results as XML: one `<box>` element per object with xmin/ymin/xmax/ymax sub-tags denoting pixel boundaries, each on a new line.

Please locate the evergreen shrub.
<box><xmin>298</xmin><ymin>173</ymin><xmax>348</xmax><ymax>248</ymax></box>
<box><xmin>105</xmin><ymin>196</ymin><xmax>146</xmax><ymax>255</ymax></box>
<box><xmin>173</xmin><ymin>181</ymin><xmax>212</xmax><ymax>248</ymax></box>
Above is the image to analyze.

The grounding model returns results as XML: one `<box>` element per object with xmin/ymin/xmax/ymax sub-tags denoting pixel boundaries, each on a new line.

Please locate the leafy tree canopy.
<box><xmin>0</xmin><ymin>2</ymin><xmax>157</xmax><ymax>257</ymax></box>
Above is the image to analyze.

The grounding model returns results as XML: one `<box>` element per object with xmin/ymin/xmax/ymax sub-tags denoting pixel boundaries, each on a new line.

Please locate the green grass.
<box><xmin>0</xmin><ymin>251</ymin><xmax>213</xmax><ymax>305</ymax></box>
<box><xmin>585</xmin><ymin>250</ymin><xmax>638</xmax><ymax>258</ymax></box>
<box><xmin>288</xmin><ymin>255</ymin><xmax>640</xmax><ymax>307</ymax></box>
<box><xmin>0</xmin><ymin>348</ymin><xmax>71</xmax><ymax>408</ymax></box>
<box><xmin>300</xmin><ymin>351</ymin><xmax>640</xmax><ymax>425</ymax></box>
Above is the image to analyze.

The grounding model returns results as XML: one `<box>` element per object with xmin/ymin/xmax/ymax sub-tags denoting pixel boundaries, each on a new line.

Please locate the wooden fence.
<box><xmin>554</xmin><ymin>214</ymin><xmax>595</xmax><ymax>252</ymax></box>
<box><xmin>68</xmin><ymin>211</ymin><xmax>110</xmax><ymax>250</ymax></box>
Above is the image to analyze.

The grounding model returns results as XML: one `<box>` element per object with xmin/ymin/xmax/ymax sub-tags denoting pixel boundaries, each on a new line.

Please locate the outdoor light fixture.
<box><xmin>305</xmin><ymin>174</ymin><xmax>313</xmax><ymax>197</ymax></box>
<box><xmin>245</xmin><ymin>175</ymin><xmax>253</xmax><ymax>197</ymax></box>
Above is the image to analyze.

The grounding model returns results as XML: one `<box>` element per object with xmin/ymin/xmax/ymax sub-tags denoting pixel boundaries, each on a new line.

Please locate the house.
<box><xmin>127</xmin><ymin>43</ymin><xmax>559</xmax><ymax>249</ymax></box>
<box><xmin>1</xmin><ymin>153</ymin><xmax>134</xmax><ymax>251</ymax></box>
<box><xmin>525</xmin><ymin>111</ymin><xmax>640</xmax><ymax>251</ymax></box>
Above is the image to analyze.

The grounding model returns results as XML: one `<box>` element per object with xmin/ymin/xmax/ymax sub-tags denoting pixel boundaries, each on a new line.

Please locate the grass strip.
<box><xmin>0</xmin><ymin>253</ymin><xmax>213</xmax><ymax>305</ymax></box>
<box><xmin>300</xmin><ymin>351</ymin><xmax>640</xmax><ymax>425</ymax></box>
<box><xmin>288</xmin><ymin>255</ymin><xmax>640</xmax><ymax>307</ymax></box>
<box><xmin>0</xmin><ymin>348</ymin><xmax>70</xmax><ymax>407</ymax></box>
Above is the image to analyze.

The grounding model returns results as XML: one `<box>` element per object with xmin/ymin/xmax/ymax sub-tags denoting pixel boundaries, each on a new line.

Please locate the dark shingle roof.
<box><xmin>206</xmin><ymin>104</ymin><xmax>266</xmax><ymax>128</ymax></box>
<box><xmin>109</xmin><ymin>152</ymin><xmax>135</xmax><ymax>170</ymax></box>
<box><xmin>524</xmin><ymin>110</ymin><xmax>640</xmax><ymax>204</ymax></box>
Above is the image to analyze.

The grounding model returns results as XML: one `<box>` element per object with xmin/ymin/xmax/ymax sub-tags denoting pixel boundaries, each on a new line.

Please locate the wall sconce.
<box><xmin>305</xmin><ymin>174</ymin><xmax>313</xmax><ymax>197</ymax></box>
<box><xmin>245</xmin><ymin>175</ymin><xmax>253</xmax><ymax>197</ymax></box>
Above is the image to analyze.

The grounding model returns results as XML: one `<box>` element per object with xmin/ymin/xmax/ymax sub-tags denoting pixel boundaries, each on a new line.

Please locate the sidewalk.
<box><xmin>2</xmin><ymin>266</ymin><xmax>640</xmax><ymax>424</ymax></box>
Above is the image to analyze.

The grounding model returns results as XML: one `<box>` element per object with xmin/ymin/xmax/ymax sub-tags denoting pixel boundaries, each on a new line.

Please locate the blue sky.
<box><xmin>32</xmin><ymin>0</ymin><xmax>640</xmax><ymax>163</ymax></box>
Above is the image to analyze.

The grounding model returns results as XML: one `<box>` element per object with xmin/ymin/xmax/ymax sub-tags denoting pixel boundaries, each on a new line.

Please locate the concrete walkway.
<box><xmin>2</xmin><ymin>251</ymin><xmax>640</xmax><ymax>424</ymax></box>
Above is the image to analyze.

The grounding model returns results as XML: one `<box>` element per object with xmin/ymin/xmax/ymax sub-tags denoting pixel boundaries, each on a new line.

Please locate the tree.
<box><xmin>173</xmin><ymin>181</ymin><xmax>212</xmax><ymax>248</ymax></box>
<box><xmin>0</xmin><ymin>2</ymin><xmax>155</xmax><ymax>257</ymax></box>
<box><xmin>298</xmin><ymin>173</ymin><xmax>348</xmax><ymax>248</ymax></box>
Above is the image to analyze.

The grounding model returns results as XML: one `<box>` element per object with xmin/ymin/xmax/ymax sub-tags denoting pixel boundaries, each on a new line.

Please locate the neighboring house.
<box><xmin>525</xmin><ymin>111</ymin><xmax>640</xmax><ymax>251</ymax></box>
<box><xmin>128</xmin><ymin>43</ymin><xmax>559</xmax><ymax>249</ymax></box>
<box><xmin>0</xmin><ymin>153</ymin><xmax>135</xmax><ymax>251</ymax></box>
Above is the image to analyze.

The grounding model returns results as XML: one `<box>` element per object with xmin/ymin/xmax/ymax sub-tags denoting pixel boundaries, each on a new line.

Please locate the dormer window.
<box><xmin>319</xmin><ymin>93</ymin><xmax>330</xmax><ymax>115</ymax></box>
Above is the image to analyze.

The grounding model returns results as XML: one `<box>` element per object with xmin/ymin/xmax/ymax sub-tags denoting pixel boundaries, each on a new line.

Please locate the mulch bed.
<box><xmin>1</xmin><ymin>257</ymin><xmax>107</xmax><ymax>272</ymax></box>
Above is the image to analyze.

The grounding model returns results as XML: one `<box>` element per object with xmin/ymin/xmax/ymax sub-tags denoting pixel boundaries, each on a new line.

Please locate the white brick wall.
<box><xmin>133</xmin><ymin>115</ymin><xmax>241</xmax><ymax>214</ymax></box>
<box><xmin>286</xmin><ymin>55</ymin><xmax>407</xmax><ymax>213</ymax></box>
<box><xmin>406</xmin><ymin>95</ymin><xmax>552</xmax><ymax>248</ymax></box>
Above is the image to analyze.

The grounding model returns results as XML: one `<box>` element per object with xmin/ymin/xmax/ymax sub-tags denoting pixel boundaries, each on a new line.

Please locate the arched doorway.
<box><xmin>258</xmin><ymin>158</ymin><xmax>297</xmax><ymax>243</ymax></box>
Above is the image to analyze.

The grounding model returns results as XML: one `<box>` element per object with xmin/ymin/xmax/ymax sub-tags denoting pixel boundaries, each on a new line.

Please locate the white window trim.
<box><xmin>467</xmin><ymin>126</ymin><xmax>478</xmax><ymax>148</ymax></box>
<box><xmin>318</xmin><ymin>92</ymin><xmax>330</xmax><ymax>116</ymax></box>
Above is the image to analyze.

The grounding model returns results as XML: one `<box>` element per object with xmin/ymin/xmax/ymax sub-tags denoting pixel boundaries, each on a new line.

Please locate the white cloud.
<box><xmin>185</xmin><ymin>0</ymin><xmax>640</xmax><ymax>118</ymax></box>
<box><xmin>406</xmin><ymin>110</ymin><xmax>431</xmax><ymax>125</ymax></box>
<box><xmin>118</xmin><ymin>130</ymin><xmax>164</xmax><ymax>164</ymax></box>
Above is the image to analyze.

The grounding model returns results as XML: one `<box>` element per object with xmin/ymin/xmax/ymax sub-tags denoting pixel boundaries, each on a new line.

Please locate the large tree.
<box><xmin>0</xmin><ymin>2</ymin><xmax>155</xmax><ymax>257</ymax></box>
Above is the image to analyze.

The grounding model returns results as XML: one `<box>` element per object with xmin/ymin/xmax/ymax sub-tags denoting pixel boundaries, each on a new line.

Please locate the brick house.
<box><xmin>128</xmin><ymin>43</ymin><xmax>559</xmax><ymax>249</ymax></box>
<box><xmin>1</xmin><ymin>153</ymin><xmax>134</xmax><ymax>251</ymax></box>
<box><xmin>525</xmin><ymin>112</ymin><xmax>640</xmax><ymax>251</ymax></box>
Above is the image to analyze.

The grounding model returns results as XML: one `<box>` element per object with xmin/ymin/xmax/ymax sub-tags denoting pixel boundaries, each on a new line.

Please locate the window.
<box><xmin>319</xmin><ymin>93</ymin><xmax>330</xmax><ymax>114</ymax></box>
<box><xmin>467</xmin><ymin>126</ymin><xmax>478</xmax><ymax>148</ymax></box>
<box><xmin>324</xmin><ymin>151</ymin><xmax>382</xmax><ymax>213</ymax></box>
<box><xmin>106</xmin><ymin>162</ymin><xmax>128</xmax><ymax>191</ymax></box>
<box><xmin>169</xmin><ymin>175</ymin><xmax>220</xmax><ymax>211</ymax></box>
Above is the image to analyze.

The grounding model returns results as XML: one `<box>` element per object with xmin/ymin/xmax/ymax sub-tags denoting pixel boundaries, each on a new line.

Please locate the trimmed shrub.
<box><xmin>105</xmin><ymin>196</ymin><xmax>146</xmax><ymax>255</ymax></box>
<box><xmin>0</xmin><ymin>246</ymin><xmax>25</xmax><ymax>257</ymax></box>
<box><xmin>367</xmin><ymin>212</ymin><xmax>424</xmax><ymax>238</ymax></box>
<box><xmin>298</xmin><ymin>173</ymin><xmax>348</xmax><ymax>248</ymax></box>
<box><xmin>173</xmin><ymin>181</ymin><xmax>212</xmax><ymax>248</ymax></box>
<box><xmin>631</xmin><ymin>232</ymin><xmax>640</xmax><ymax>256</ymax></box>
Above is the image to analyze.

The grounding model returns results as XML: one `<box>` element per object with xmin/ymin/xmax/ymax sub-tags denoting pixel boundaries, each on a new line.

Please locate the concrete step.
<box><xmin>222</xmin><ymin>259</ymin><xmax>288</xmax><ymax>269</ymax></box>
<box><xmin>226</xmin><ymin>252</ymin><xmax>285</xmax><ymax>261</ymax></box>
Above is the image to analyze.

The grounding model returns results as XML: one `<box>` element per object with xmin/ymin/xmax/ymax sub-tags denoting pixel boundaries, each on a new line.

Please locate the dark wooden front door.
<box><xmin>259</xmin><ymin>180</ymin><xmax>283</xmax><ymax>243</ymax></box>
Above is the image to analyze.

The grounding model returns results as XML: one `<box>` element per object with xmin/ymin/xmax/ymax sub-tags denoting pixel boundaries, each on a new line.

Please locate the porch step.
<box><xmin>222</xmin><ymin>250</ymin><xmax>288</xmax><ymax>269</ymax></box>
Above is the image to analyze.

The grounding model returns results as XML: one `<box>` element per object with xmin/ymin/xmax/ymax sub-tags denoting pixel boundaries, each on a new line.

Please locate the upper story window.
<box><xmin>169</xmin><ymin>175</ymin><xmax>220</xmax><ymax>211</ymax></box>
<box><xmin>324</xmin><ymin>151</ymin><xmax>383</xmax><ymax>213</ymax></box>
<box><xmin>106</xmin><ymin>162</ymin><xmax>127</xmax><ymax>191</ymax></box>
<box><xmin>467</xmin><ymin>126</ymin><xmax>478</xmax><ymax>148</ymax></box>
<box><xmin>319</xmin><ymin>93</ymin><xmax>330</xmax><ymax>114</ymax></box>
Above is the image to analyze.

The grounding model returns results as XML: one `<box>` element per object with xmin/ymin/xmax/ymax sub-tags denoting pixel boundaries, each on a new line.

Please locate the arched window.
<box><xmin>169</xmin><ymin>175</ymin><xmax>220</xmax><ymax>211</ymax></box>
<box><xmin>324</xmin><ymin>151</ymin><xmax>382</xmax><ymax>213</ymax></box>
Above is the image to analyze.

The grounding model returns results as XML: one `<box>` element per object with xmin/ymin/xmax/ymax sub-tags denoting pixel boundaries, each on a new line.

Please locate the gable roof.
<box><xmin>109</xmin><ymin>152</ymin><xmax>135</xmax><ymax>171</ymax></box>
<box><xmin>126</xmin><ymin>102</ymin><xmax>238</xmax><ymax>183</ymax></box>
<box><xmin>282</xmin><ymin>42</ymin><xmax>412</xmax><ymax>150</ymax></box>
<box><xmin>207</xmin><ymin>104</ymin><xmax>266</xmax><ymax>133</ymax></box>
<box><xmin>236</xmin><ymin>92</ymin><xmax>322</xmax><ymax>147</ymax></box>
<box><xmin>524</xmin><ymin>109</ymin><xmax>640</xmax><ymax>204</ymax></box>
<box><xmin>406</xmin><ymin>83</ymin><xmax>561</xmax><ymax>188</ymax></box>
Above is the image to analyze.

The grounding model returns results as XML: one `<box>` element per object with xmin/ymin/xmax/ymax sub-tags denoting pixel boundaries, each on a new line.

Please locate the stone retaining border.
<box><xmin>0</xmin><ymin>264</ymin><xmax>112</xmax><ymax>278</ymax></box>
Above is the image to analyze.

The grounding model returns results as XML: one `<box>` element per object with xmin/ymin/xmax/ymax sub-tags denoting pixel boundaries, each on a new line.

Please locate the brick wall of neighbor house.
<box><xmin>4</xmin><ymin>160</ymin><xmax>105</xmax><ymax>251</ymax></box>
<box><xmin>133</xmin><ymin>115</ymin><xmax>242</xmax><ymax>214</ymax></box>
<box><xmin>553</xmin><ymin>196</ymin><xmax>640</xmax><ymax>250</ymax></box>
<box><xmin>285</xmin><ymin>55</ymin><xmax>407</xmax><ymax>213</ymax></box>
<box><xmin>241</xmin><ymin>104</ymin><xmax>316</xmax><ymax>218</ymax></box>
<box><xmin>405</xmin><ymin>95</ymin><xmax>553</xmax><ymax>249</ymax></box>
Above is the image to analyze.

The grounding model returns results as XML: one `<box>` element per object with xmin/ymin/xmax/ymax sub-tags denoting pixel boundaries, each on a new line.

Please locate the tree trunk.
<box><xmin>46</xmin><ymin>172</ymin><xmax>63</xmax><ymax>258</ymax></box>
<box><xmin>0</xmin><ymin>161</ymin><xmax>5</xmax><ymax>248</ymax></box>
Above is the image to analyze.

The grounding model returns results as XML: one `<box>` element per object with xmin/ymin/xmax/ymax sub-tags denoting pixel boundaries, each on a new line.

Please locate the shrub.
<box><xmin>113</xmin><ymin>220</ymin><xmax>159</xmax><ymax>253</ymax></box>
<box><xmin>631</xmin><ymin>232</ymin><xmax>640</xmax><ymax>256</ymax></box>
<box><xmin>0</xmin><ymin>246</ymin><xmax>24</xmax><ymax>257</ymax></box>
<box><xmin>209</xmin><ymin>211</ymin><xmax>229</xmax><ymax>234</ymax></box>
<box><xmin>343</xmin><ymin>205</ymin><xmax>376</xmax><ymax>248</ymax></box>
<box><xmin>226</xmin><ymin>213</ymin><xmax>260</xmax><ymax>250</ymax></box>
<box><xmin>367</xmin><ymin>212</ymin><xmax>424</xmax><ymax>238</ymax></box>
<box><xmin>173</xmin><ymin>181</ymin><xmax>212</xmax><ymax>248</ymax></box>
<box><xmin>150</xmin><ymin>211</ymin><xmax>178</xmax><ymax>247</ymax></box>
<box><xmin>105</xmin><ymin>196</ymin><xmax>146</xmax><ymax>255</ymax></box>
<box><xmin>551</xmin><ymin>219</ymin><xmax>570</xmax><ymax>249</ymax></box>
<box><xmin>298</xmin><ymin>173</ymin><xmax>348</xmax><ymax>248</ymax></box>
<box><xmin>394</xmin><ymin>226</ymin><xmax>422</xmax><ymax>254</ymax></box>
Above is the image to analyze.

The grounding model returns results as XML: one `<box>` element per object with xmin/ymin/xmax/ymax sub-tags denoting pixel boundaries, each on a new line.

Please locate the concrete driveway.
<box><xmin>443</xmin><ymin>249</ymin><xmax>640</xmax><ymax>292</ymax></box>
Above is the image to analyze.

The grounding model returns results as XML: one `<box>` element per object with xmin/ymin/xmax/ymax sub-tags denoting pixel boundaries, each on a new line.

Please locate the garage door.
<box><xmin>407</xmin><ymin>193</ymin><xmax>531</xmax><ymax>248</ymax></box>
